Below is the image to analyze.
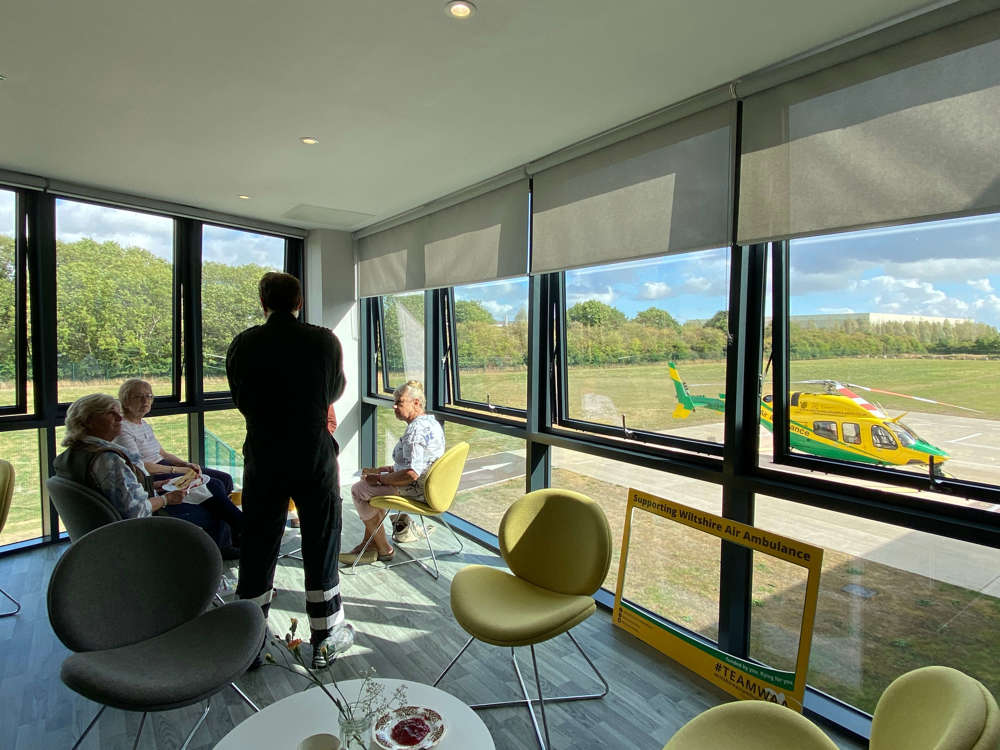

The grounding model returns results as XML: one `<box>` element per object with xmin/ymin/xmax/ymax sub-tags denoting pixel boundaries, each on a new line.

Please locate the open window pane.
<box><xmin>380</xmin><ymin>292</ymin><xmax>425</xmax><ymax>391</ymax></box>
<box><xmin>452</xmin><ymin>278</ymin><xmax>528</xmax><ymax>412</ymax></box>
<box><xmin>55</xmin><ymin>199</ymin><xmax>175</xmax><ymax>403</ymax></box>
<box><xmin>755</xmin><ymin>493</ymin><xmax>1000</xmax><ymax>714</ymax></box>
<box><xmin>563</xmin><ymin>249</ymin><xmax>729</xmax><ymax>443</ymax></box>
<box><xmin>780</xmin><ymin>213</ymin><xmax>1000</xmax><ymax>495</ymax></box>
<box><xmin>0</xmin><ymin>190</ymin><xmax>18</xmax><ymax>408</ymax></box>
<box><xmin>201</xmin><ymin>226</ymin><xmax>284</xmax><ymax>392</ymax></box>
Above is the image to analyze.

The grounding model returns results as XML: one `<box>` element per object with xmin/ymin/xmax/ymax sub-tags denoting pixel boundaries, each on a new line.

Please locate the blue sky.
<box><xmin>5</xmin><ymin>189</ymin><xmax>999</xmax><ymax>328</ymax></box>
<box><xmin>0</xmin><ymin>193</ymin><xmax>284</xmax><ymax>268</ymax></box>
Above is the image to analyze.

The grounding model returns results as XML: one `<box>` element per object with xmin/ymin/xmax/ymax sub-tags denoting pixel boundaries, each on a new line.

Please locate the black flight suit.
<box><xmin>226</xmin><ymin>311</ymin><xmax>346</xmax><ymax>643</ymax></box>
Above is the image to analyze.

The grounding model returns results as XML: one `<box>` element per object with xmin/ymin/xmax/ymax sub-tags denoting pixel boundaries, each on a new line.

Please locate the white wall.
<box><xmin>304</xmin><ymin>229</ymin><xmax>360</xmax><ymax>479</ymax></box>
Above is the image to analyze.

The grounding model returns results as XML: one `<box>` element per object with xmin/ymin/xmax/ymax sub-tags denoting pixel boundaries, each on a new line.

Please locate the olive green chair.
<box><xmin>0</xmin><ymin>459</ymin><xmax>21</xmax><ymax>617</ymax></box>
<box><xmin>662</xmin><ymin>700</ymin><xmax>839</xmax><ymax>749</ymax></box>
<box><xmin>351</xmin><ymin>441</ymin><xmax>470</xmax><ymax>579</ymax></box>
<box><xmin>434</xmin><ymin>488</ymin><xmax>612</xmax><ymax>750</ymax></box>
<box><xmin>870</xmin><ymin>666</ymin><xmax>1000</xmax><ymax>750</ymax></box>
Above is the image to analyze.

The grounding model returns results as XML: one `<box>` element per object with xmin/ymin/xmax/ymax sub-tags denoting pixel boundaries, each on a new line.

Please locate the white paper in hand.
<box><xmin>163</xmin><ymin>474</ymin><xmax>213</xmax><ymax>504</ymax></box>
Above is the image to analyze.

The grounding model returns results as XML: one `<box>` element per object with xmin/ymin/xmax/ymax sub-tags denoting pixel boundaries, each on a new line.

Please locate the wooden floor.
<box><xmin>0</xmin><ymin>508</ymin><xmax>868</xmax><ymax>750</ymax></box>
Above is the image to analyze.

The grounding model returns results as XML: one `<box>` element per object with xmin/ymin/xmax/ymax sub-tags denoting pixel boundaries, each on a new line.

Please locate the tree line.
<box><xmin>0</xmin><ymin>234</ymin><xmax>272</xmax><ymax>380</ymax></box>
<box><xmin>382</xmin><ymin>296</ymin><xmax>1000</xmax><ymax>372</ymax></box>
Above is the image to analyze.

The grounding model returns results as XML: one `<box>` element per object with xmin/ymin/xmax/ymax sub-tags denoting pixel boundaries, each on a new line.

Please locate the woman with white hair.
<box><xmin>340</xmin><ymin>380</ymin><xmax>445</xmax><ymax>565</ymax></box>
<box><xmin>53</xmin><ymin>393</ymin><xmax>233</xmax><ymax>552</ymax></box>
<box><xmin>115</xmin><ymin>378</ymin><xmax>243</xmax><ymax>555</ymax></box>
<box><xmin>53</xmin><ymin>393</ymin><xmax>186</xmax><ymax>518</ymax></box>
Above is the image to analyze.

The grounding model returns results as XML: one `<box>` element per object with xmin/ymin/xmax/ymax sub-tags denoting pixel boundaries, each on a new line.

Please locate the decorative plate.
<box><xmin>373</xmin><ymin>705</ymin><xmax>445</xmax><ymax>750</ymax></box>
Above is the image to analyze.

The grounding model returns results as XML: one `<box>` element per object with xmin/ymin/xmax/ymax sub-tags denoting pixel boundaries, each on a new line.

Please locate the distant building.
<box><xmin>789</xmin><ymin>312</ymin><xmax>973</xmax><ymax>329</ymax></box>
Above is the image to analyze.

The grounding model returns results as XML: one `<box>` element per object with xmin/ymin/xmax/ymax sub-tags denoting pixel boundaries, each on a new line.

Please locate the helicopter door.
<box><xmin>871</xmin><ymin>424</ymin><xmax>898</xmax><ymax>450</ymax></box>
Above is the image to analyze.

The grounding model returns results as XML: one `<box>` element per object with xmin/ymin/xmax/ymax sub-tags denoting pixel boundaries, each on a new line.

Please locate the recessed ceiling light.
<box><xmin>299</xmin><ymin>136</ymin><xmax>320</xmax><ymax>145</ymax></box>
<box><xmin>238</xmin><ymin>195</ymin><xmax>251</xmax><ymax>200</ymax></box>
<box><xmin>445</xmin><ymin>1</ymin><xmax>476</xmax><ymax>19</ymax></box>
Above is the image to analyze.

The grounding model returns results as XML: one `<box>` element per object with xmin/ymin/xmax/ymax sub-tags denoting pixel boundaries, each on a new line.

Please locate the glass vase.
<box><xmin>338</xmin><ymin>713</ymin><xmax>372</xmax><ymax>750</ymax></box>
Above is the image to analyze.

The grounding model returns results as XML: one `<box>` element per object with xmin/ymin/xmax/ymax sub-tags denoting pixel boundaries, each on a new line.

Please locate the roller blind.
<box><xmin>356</xmin><ymin>179</ymin><xmax>529</xmax><ymax>298</ymax></box>
<box><xmin>738</xmin><ymin>10</ymin><xmax>1000</xmax><ymax>244</ymax></box>
<box><xmin>530</xmin><ymin>102</ymin><xmax>735</xmax><ymax>274</ymax></box>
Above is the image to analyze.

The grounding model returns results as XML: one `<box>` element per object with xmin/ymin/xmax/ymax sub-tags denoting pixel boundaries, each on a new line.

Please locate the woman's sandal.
<box><xmin>377</xmin><ymin>547</ymin><xmax>395</xmax><ymax>563</ymax></box>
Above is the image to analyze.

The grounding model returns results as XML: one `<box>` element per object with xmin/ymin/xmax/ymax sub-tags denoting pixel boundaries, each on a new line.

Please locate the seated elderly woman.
<box><xmin>340</xmin><ymin>380</ymin><xmax>445</xmax><ymax>565</ymax></box>
<box><xmin>53</xmin><ymin>393</ymin><xmax>237</xmax><ymax>557</ymax></box>
<box><xmin>115</xmin><ymin>378</ymin><xmax>243</xmax><ymax>555</ymax></box>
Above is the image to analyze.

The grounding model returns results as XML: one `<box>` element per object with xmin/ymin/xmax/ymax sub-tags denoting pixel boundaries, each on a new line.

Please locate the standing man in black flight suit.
<box><xmin>227</xmin><ymin>271</ymin><xmax>353</xmax><ymax>667</ymax></box>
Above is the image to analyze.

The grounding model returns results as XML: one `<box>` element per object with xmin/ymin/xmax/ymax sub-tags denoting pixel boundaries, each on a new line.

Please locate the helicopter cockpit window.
<box><xmin>841</xmin><ymin>422</ymin><xmax>861</xmax><ymax>445</ymax></box>
<box><xmin>885</xmin><ymin>422</ymin><xmax>917</xmax><ymax>448</ymax></box>
<box><xmin>871</xmin><ymin>424</ymin><xmax>898</xmax><ymax>450</ymax></box>
<box><xmin>813</xmin><ymin>421</ymin><xmax>838</xmax><ymax>441</ymax></box>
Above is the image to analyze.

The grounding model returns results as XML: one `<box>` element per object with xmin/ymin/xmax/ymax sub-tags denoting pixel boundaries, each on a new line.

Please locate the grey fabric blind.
<box><xmin>738</xmin><ymin>11</ymin><xmax>1000</xmax><ymax>244</ymax></box>
<box><xmin>530</xmin><ymin>102</ymin><xmax>735</xmax><ymax>274</ymax></box>
<box><xmin>356</xmin><ymin>179</ymin><xmax>529</xmax><ymax>298</ymax></box>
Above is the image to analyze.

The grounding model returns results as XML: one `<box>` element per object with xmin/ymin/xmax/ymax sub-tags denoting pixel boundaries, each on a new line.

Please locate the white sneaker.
<box><xmin>311</xmin><ymin>623</ymin><xmax>355</xmax><ymax>668</ymax></box>
<box><xmin>217</xmin><ymin>575</ymin><xmax>237</xmax><ymax>596</ymax></box>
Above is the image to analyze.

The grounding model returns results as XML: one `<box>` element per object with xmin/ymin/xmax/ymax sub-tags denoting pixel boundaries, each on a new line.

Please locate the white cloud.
<box><xmin>55</xmin><ymin>199</ymin><xmax>174</xmax><ymax>259</ymax></box>
<box><xmin>969</xmin><ymin>278</ymin><xmax>994</xmax><ymax>293</ymax></box>
<box><xmin>860</xmin><ymin>275</ymin><xmax>971</xmax><ymax>317</ymax></box>
<box><xmin>638</xmin><ymin>281</ymin><xmax>671</xmax><ymax>299</ymax></box>
<box><xmin>481</xmin><ymin>300</ymin><xmax>513</xmax><ymax>319</ymax></box>
<box><xmin>567</xmin><ymin>285</ymin><xmax>615</xmax><ymax>306</ymax></box>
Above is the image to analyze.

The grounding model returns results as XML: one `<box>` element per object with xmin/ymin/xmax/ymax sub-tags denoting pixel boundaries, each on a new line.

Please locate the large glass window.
<box><xmin>55</xmin><ymin>199</ymin><xmax>175</xmax><ymax>404</ymax></box>
<box><xmin>201</xmin><ymin>225</ymin><xmax>284</xmax><ymax>393</ymax></box>
<box><xmin>203</xmin><ymin>409</ymin><xmax>247</xmax><ymax>487</ymax></box>
<box><xmin>444</xmin><ymin>422</ymin><xmax>525</xmax><ymax>535</ymax></box>
<box><xmin>0</xmin><ymin>190</ymin><xmax>17</xmax><ymax>408</ymax></box>
<box><xmin>448</xmin><ymin>279</ymin><xmax>529</xmax><ymax>413</ymax></box>
<box><xmin>0</xmin><ymin>429</ymin><xmax>42</xmax><ymax>545</ymax></box>
<box><xmin>562</xmin><ymin>249</ymin><xmax>729</xmax><ymax>445</ymax></box>
<box><xmin>754</xmin><ymin>493</ymin><xmax>1000</xmax><ymax>714</ymax></box>
<box><xmin>772</xmin><ymin>213</ymin><xmax>1000</xmax><ymax>497</ymax></box>
<box><xmin>551</xmin><ymin>447</ymin><xmax>723</xmax><ymax>594</ymax></box>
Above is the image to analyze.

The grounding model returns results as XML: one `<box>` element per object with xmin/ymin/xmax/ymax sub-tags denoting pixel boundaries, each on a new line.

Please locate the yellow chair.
<box><xmin>434</xmin><ymin>488</ymin><xmax>612</xmax><ymax>750</ymax></box>
<box><xmin>662</xmin><ymin>700</ymin><xmax>839</xmax><ymax>749</ymax></box>
<box><xmin>354</xmin><ymin>441</ymin><xmax>470</xmax><ymax>579</ymax></box>
<box><xmin>870</xmin><ymin>666</ymin><xmax>1000</xmax><ymax>750</ymax></box>
<box><xmin>0</xmin><ymin>459</ymin><xmax>21</xmax><ymax>617</ymax></box>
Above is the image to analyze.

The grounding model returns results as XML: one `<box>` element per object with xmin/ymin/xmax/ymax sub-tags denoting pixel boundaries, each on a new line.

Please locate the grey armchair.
<box><xmin>48</xmin><ymin>516</ymin><xmax>266</xmax><ymax>749</ymax></box>
<box><xmin>46</xmin><ymin>474</ymin><xmax>122</xmax><ymax>541</ymax></box>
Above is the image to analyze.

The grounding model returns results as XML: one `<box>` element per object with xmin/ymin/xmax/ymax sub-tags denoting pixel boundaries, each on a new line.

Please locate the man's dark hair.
<box><xmin>259</xmin><ymin>272</ymin><xmax>302</xmax><ymax>314</ymax></box>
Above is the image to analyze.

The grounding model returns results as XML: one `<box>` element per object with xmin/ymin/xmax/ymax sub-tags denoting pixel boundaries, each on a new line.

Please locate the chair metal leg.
<box><xmin>279</xmin><ymin>546</ymin><xmax>303</xmax><ymax>560</ymax></box>
<box><xmin>383</xmin><ymin>514</ymin><xmax>465</xmax><ymax>579</ymax></box>
<box><xmin>435</xmin><ymin>630</ymin><xmax>609</xmax><ymax>749</ymax></box>
<box><xmin>71</xmin><ymin>704</ymin><xmax>107</xmax><ymax>750</ymax></box>
<box><xmin>130</xmin><ymin>711</ymin><xmax>147</xmax><ymax>750</ymax></box>
<box><xmin>179</xmin><ymin>702</ymin><xmax>211</xmax><ymax>750</ymax></box>
<box><xmin>230</xmin><ymin>681</ymin><xmax>261</xmax><ymax>712</ymax></box>
<box><xmin>0</xmin><ymin>585</ymin><xmax>20</xmax><ymax>617</ymax></box>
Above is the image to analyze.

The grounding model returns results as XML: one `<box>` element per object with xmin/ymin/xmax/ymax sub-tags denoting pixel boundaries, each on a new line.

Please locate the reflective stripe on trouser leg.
<box><xmin>295</xmin><ymin>474</ymin><xmax>344</xmax><ymax>643</ymax></box>
<box><xmin>306</xmin><ymin>586</ymin><xmax>346</xmax><ymax>633</ymax></box>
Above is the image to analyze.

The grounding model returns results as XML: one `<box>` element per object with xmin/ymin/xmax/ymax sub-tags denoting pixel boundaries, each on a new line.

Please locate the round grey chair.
<box><xmin>48</xmin><ymin>516</ymin><xmax>266</xmax><ymax>749</ymax></box>
<box><xmin>46</xmin><ymin>474</ymin><xmax>123</xmax><ymax>541</ymax></box>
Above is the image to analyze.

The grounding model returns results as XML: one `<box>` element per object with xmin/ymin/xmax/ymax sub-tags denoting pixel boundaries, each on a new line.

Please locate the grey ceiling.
<box><xmin>0</xmin><ymin>0</ymin><xmax>939</xmax><ymax>232</ymax></box>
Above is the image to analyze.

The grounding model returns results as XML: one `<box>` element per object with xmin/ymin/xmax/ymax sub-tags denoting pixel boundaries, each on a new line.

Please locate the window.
<box><xmin>0</xmin><ymin>429</ymin><xmax>42</xmax><ymax>544</ymax></box>
<box><xmin>55</xmin><ymin>199</ymin><xmax>175</xmax><ymax>404</ymax></box>
<box><xmin>779</xmin><ymin>213</ymin><xmax>1000</xmax><ymax>495</ymax></box>
<box><xmin>203</xmin><ymin>409</ymin><xmax>247</xmax><ymax>487</ymax></box>
<box><xmin>376</xmin><ymin>292</ymin><xmax>425</xmax><ymax>393</ymax></box>
<box><xmin>560</xmin><ymin>249</ymin><xmax>729</xmax><ymax>449</ymax></box>
<box><xmin>0</xmin><ymin>190</ymin><xmax>17</xmax><ymax>408</ymax></box>
<box><xmin>443</xmin><ymin>422</ymin><xmax>525</xmax><ymax>535</ymax></box>
<box><xmin>871</xmin><ymin>424</ymin><xmax>898</xmax><ymax>450</ymax></box>
<box><xmin>813</xmin><ymin>421</ymin><xmax>837</xmax><ymax>441</ymax></box>
<box><xmin>842</xmin><ymin>422</ymin><xmax>861</xmax><ymax>444</ymax></box>
<box><xmin>201</xmin><ymin>225</ymin><xmax>284</xmax><ymax>393</ymax></box>
<box><xmin>446</xmin><ymin>279</ymin><xmax>529</xmax><ymax>415</ymax></box>
<box><xmin>754</xmin><ymin>493</ymin><xmax>1000</xmax><ymax>714</ymax></box>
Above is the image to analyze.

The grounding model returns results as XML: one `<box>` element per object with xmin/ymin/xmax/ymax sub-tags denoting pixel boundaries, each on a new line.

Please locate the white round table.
<box><xmin>215</xmin><ymin>678</ymin><xmax>494</xmax><ymax>749</ymax></box>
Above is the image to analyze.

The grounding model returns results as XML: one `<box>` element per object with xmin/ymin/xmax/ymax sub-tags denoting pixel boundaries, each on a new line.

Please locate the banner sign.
<box><xmin>612</xmin><ymin>488</ymin><xmax>823</xmax><ymax>711</ymax></box>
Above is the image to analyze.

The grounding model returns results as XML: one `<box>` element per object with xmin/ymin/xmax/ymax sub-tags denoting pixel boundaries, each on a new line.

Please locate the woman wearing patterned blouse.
<box><xmin>340</xmin><ymin>380</ymin><xmax>445</xmax><ymax>565</ymax></box>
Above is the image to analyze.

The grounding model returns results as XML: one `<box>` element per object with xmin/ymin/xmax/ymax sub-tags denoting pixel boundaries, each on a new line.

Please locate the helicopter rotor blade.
<box><xmin>842</xmin><ymin>382</ymin><xmax>983</xmax><ymax>413</ymax></box>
